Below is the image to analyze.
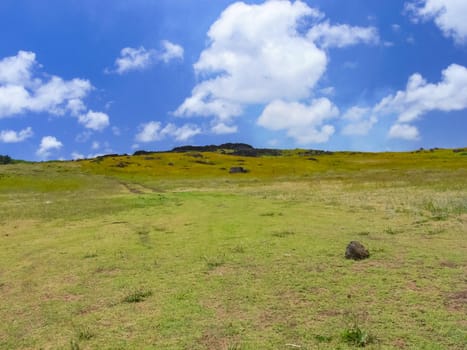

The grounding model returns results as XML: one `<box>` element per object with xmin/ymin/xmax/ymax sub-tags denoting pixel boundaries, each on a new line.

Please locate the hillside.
<box><xmin>0</xmin><ymin>148</ymin><xmax>466</xmax><ymax>349</ymax></box>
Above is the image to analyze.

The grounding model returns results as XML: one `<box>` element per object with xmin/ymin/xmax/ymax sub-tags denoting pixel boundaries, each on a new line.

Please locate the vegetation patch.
<box><xmin>203</xmin><ymin>254</ymin><xmax>226</xmax><ymax>270</ymax></box>
<box><xmin>272</xmin><ymin>230</ymin><xmax>295</xmax><ymax>238</ymax></box>
<box><xmin>341</xmin><ymin>312</ymin><xmax>376</xmax><ymax>347</ymax></box>
<box><xmin>122</xmin><ymin>289</ymin><xmax>153</xmax><ymax>303</ymax></box>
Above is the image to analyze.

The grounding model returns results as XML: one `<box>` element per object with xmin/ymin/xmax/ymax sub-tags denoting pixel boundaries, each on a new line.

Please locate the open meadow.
<box><xmin>0</xmin><ymin>148</ymin><xmax>466</xmax><ymax>349</ymax></box>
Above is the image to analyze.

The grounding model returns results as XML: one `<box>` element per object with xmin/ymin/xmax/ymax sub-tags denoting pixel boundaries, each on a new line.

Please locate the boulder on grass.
<box><xmin>345</xmin><ymin>241</ymin><xmax>369</xmax><ymax>260</ymax></box>
<box><xmin>229</xmin><ymin>167</ymin><xmax>248</xmax><ymax>174</ymax></box>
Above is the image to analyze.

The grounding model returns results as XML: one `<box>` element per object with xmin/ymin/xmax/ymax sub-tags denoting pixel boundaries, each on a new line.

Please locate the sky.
<box><xmin>0</xmin><ymin>0</ymin><xmax>466</xmax><ymax>161</ymax></box>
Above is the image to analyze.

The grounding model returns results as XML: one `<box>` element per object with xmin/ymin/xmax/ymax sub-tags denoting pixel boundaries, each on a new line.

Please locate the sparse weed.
<box><xmin>272</xmin><ymin>230</ymin><xmax>295</xmax><ymax>238</ymax></box>
<box><xmin>76</xmin><ymin>327</ymin><xmax>94</xmax><ymax>340</ymax></box>
<box><xmin>137</xmin><ymin>228</ymin><xmax>151</xmax><ymax>246</ymax></box>
<box><xmin>203</xmin><ymin>254</ymin><xmax>225</xmax><ymax>269</ymax></box>
<box><xmin>314</xmin><ymin>334</ymin><xmax>332</xmax><ymax>343</ymax></box>
<box><xmin>260</xmin><ymin>211</ymin><xmax>283</xmax><ymax>217</ymax></box>
<box><xmin>123</xmin><ymin>289</ymin><xmax>153</xmax><ymax>303</ymax></box>
<box><xmin>423</xmin><ymin>198</ymin><xmax>467</xmax><ymax>221</ymax></box>
<box><xmin>341</xmin><ymin>312</ymin><xmax>375</xmax><ymax>347</ymax></box>
<box><xmin>384</xmin><ymin>227</ymin><xmax>400</xmax><ymax>235</ymax></box>
<box><xmin>70</xmin><ymin>339</ymin><xmax>80</xmax><ymax>350</ymax></box>
<box><xmin>231</xmin><ymin>245</ymin><xmax>245</xmax><ymax>253</ymax></box>
<box><xmin>357</xmin><ymin>231</ymin><xmax>370</xmax><ymax>236</ymax></box>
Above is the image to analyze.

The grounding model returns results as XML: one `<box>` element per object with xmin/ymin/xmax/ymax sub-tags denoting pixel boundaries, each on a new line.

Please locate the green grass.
<box><xmin>0</xmin><ymin>149</ymin><xmax>466</xmax><ymax>349</ymax></box>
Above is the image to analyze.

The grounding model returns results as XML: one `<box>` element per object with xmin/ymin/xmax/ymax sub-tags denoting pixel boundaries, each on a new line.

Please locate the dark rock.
<box><xmin>133</xmin><ymin>150</ymin><xmax>154</xmax><ymax>156</ymax></box>
<box><xmin>172</xmin><ymin>143</ymin><xmax>254</xmax><ymax>153</ymax></box>
<box><xmin>229</xmin><ymin>167</ymin><xmax>248</xmax><ymax>174</ymax></box>
<box><xmin>231</xmin><ymin>148</ymin><xmax>282</xmax><ymax>157</ymax></box>
<box><xmin>345</xmin><ymin>241</ymin><xmax>370</xmax><ymax>260</ymax></box>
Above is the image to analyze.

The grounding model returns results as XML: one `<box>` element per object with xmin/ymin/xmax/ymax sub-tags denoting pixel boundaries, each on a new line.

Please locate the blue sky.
<box><xmin>0</xmin><ymin>0</ymin><xmax>466</xmax><ymax>160</ymax></box>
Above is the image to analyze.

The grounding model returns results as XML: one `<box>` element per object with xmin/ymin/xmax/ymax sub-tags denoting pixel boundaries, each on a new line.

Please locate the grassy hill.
<box><xmin>0</xmin><ymin>148</ymin><xmax>466</xmax><ymax>349</ymax></box>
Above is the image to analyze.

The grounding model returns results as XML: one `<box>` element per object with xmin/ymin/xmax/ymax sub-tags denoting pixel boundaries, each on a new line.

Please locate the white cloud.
<box><xmin>344</xmin><ymin>64</ymin><xmax>467</xmax><ymax>139</ymax></box>
<box><xmin>0</xmin><ymin>51</ymin><xmax>109</xmax><ymax>130</ymax></box>
<box><xmin>135</xmin><ymin>121</ymin><xmax>200</xmax><ymax>143</ymax></box>
<box><xmin>0</xmin><ymin>51</ymin><xmax>36</xmax><ymax>86</ymax></box>
<box><xmin>406</xmin><ymin>0</ymin><xmax>467</xmax><ymax>44</ymax></box>
<box><xmin>392</xmin><ymin>24</ymin><xmax>401</xmax><ymax>32</ymax></box>
<box><xmin>135</xmin><ymin>121</ymin><xmax>162</xmax><ymax>143</ymax></box>
<box><xmin>0</xmin><ymin>126</ymin><xmax>33</xmax><ymax>143</ymax></box>
<box><xmin>160</xmin><ymin>40</ymin><xmax>184</xmax><ymax>63</ymax></box>
<box><xmin>36</xmin><ymin>136</ymin><xmax>63</xmax><ymax>159</ymax></box>
<box><xmin>0</xmin><ymin>51</ymin><xmax>92</xmax><ymax>119</ymax></box>
<box><xmin>375</xmin><ymin>64</ymin><xmax>467</xmax><ymax>123</ymax></box>
<box><xmin>257</xmin><ymin>98</ymin><xmax>338</xmax><ymax>144</ymax></box>
<box><xmin>388</xmin><ymin>123</ymin><xmax>420</xmax><ymax>140</ymax></box>
<box><xmin>161</xmin><ymin>123</ymin><xmax>201</xmax><ymax>141</ymax></box>
<box><xmin>320</xmin><ymin>87</ymin><xmax>335</xmax><ymax>96</ymax></box>
<box><xmin>78</xmin><ymin>110</ymin><xmax>110</xmax><ymax>131</ymax></box>
<box><xmin>71</xmin><ymin>152</ymin><xmax>85</xmax><ymax>160</ymax></box>
<box><xmin>111</xmin><ymin>47</ymin><xmax>155</xmax><ymax>74</ymax></box>
<box><xmin>67</xmin><ymin>99</ymin><xmax>86</xmax><ymax>116</ymax></box>
<box><xmin>91</xmin><ymin>141</ymin><xmax>100</xmax><ymax>150</ymax></box>
<box><xmin>211</xmin><ymin>122</ymin><xmax>238</xmax><ymax>134</ymax></box>
<box><xmin>341</xmin><ymin>106</ymin><xmax>377</xmax><ymax>136</ymax></box>
<box><xmin>175</xmin><ymin>0</ymin><xmax>326</xmax><ymax>123</ymax></box>
<box><xmin>307</xmin><ymin>20</ymin><xmax>379</xmax><ymax>48</ymax></box>
<box><xmin>109</xmin><ymin>41</ymin><xmax>184</xmax><ymax>74</ymax></box>
<box><xmin>175</xmin><ymin>0</ymin><xmax>376</xmax><ymax>140</ymax></box>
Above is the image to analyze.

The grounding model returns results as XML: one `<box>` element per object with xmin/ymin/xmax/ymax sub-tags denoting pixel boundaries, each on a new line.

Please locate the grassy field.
<box><xmin>0</xmin><ymin>149</ymin><xmax>466</xmax><ymax>349</ymax></box>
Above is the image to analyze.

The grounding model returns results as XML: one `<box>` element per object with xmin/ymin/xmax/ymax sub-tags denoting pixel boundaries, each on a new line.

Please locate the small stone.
<box><xmin>345</xmin><ymin>241</ymin><xmax>370</xmax><ymax>260</ymax></box>
<box><xmin>229</xmin><ymin>167</ymin><xmax>248</xmax><ymax>174</ymax></box>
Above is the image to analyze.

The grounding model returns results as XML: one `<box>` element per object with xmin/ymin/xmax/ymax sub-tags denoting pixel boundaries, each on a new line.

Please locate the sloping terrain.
<box><xmin>0</xmin><ymin>148</ymin><xmax>466</xmax><ymax>349</ymax></box>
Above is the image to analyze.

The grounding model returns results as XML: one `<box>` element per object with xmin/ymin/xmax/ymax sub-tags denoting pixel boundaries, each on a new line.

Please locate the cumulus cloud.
<box><xmin>375</xmin><ymin>64</ymin><xmax>467</xmax><ymax>123</ymax></box>
<box><xmin>257</xmin><ymin>98</ymin><xmax>338</xmax><ymax>144</ymax></box>
<box><xmin>0</xmin><ymin>126</ymin><xmax>33</xmax><ymax>143</ymax></box>
<box><xmin>307</xmin><ymin>21</ymin><xmax>379</xmax><ymax>48</ymax></box>
<box><xmin>175</xmin><ymin>0</ymin><xmax>377</xmax><ymax>143</ymax></box>
<box><xmin>0</xmin><ymin>50</ymin><xmax>36</xmax><ymax>86</ymax></box>
<box><xmin>135</xmin><ymin>121</ymin><xmax>201</xmax><ymax>143</ymax></box>
<box><xmin>406</xmin><ymin>0</ymin><xmax>467</xmax><ymax>44</ymax></box>
<box><xmin>36</xmin><ymin>136</ymin><xmax>63</xmax><ymax>159</ymax></box>
<box><xmin>78</xmin><ymin>110</ymin><xmax>110</xmax><ymax>131</ymax></box>
<box><xmin>108</xmin><ymin>41</ymin><xmax>184</xmax><ymax>74</ymax></box>
<box><xmin>388</xmin><ymin>123</ymin><xmax>420</xmax><ymax>140</ymax></box>
<box><xmin>175</xmin><ymin>0</ymin><xmax>326</xmax><ymax>123</ymax></box>
<box><xmin>0</xmin><ymin>51</ymin><xmax>110</xmax><ymax>131</ymax></box>
<box><xmin>160</xmin><ymin>40</ymin><xmax>184</xmax><ymax>63</ymax></box>
<box><xmin>111</xmin><ymin>47</ymin><xmax>154</xmax><ymax>74</ymax></box>
<box><xmin>211</xmin><ymin>122</ymin><xmax>238</xmax><ymax>135</ymax></box>
<box><xmin>135</xmin><ymin>121</ymin><xmax>162</xmax><ymax>142</ymax></box>
<box><xmin>341</xmin><ymin>107</ymin><xmax>377</xmax><ymax>136</ymax></box>
<box><xmin>161</xmin><ymin>123</ymin><xmax>202</xmax><ymax>141</ymax></box>
<box><xmin>0</xmin><ymin>51</ymin><xmax>93</xmax><ymax>119</ymax></box>
<box><xmin>343</xmin><ymin>64</ymin><xmax>467</xmax><ymax>140</ymax></box>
